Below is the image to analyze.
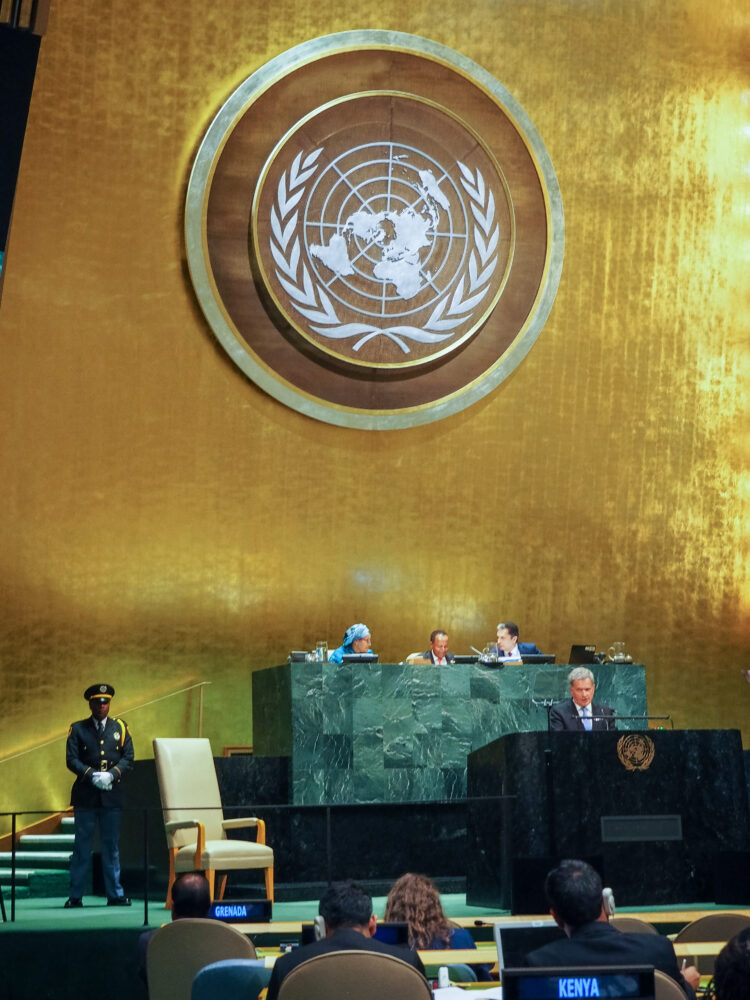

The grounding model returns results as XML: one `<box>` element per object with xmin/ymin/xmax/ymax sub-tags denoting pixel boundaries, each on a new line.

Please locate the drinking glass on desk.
<box><xmin>482</xmin><ymin>644</ymin><xmax>497</xmax><ymax>662</ymax></box>
<box><xmin>316</xmin><ymin>640</ymin><xmax>328</xmax><ymax>663</ymax></box>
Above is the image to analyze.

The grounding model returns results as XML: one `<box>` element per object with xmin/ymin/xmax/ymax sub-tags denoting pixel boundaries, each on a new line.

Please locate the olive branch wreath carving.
<box><xmin>271</xmin><ymin>149</ymin><xmax>499</xmax><ymax>354</ymax></box>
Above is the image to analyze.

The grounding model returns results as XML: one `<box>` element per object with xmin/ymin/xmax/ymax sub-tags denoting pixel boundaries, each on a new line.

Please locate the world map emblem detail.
<box><xmin>253</xmin><ymin>94</ymin><xmax>513</xmax><ymax>370</ymax></box>
<box><xmin>186</xmin><ymin>32</ymin><xmax>564</xmax><ymax>429</ymax></box>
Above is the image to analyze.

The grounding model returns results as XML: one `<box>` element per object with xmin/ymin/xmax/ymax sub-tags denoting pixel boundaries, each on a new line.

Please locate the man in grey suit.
<box><xmin>549</xmin><ymin>667</ymin><xmax>616</xmax><ymax>731</ymax></box>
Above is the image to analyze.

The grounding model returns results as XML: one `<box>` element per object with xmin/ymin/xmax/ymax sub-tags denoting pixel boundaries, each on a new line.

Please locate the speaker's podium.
<box><xmin>466</xmin><ymin>729</ymin><xmax>750</xmax><ymax>910</ymax></box>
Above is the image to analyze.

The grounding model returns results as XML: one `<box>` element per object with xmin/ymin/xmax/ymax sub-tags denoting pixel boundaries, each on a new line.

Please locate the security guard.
<box><xmin>64</xmin><ymin>683</ymin><xmax>134</xmax><ymax>907</ymax></box>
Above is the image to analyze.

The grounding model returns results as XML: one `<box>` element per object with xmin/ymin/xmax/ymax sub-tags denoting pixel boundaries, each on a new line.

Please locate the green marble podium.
<box><xmin>252</xmin><ymin>661</ymin><xmax>648</xmax><ymax>806</ymax></box>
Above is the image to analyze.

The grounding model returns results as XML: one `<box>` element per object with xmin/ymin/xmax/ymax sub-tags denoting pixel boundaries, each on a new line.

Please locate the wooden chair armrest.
<box><xmin>164</xmin><ymin>819</ymin><xmax>206</xmax><ymax>869</ymax></box>
<box><xmin>221</xmin><ymin>817</ymin><xmax>266</xmax><ymax>844</ymax></box>
<box><xmin>165</xmin><ymin>819</ymin><xmax>202</xmax><ymax>833</ymax></box>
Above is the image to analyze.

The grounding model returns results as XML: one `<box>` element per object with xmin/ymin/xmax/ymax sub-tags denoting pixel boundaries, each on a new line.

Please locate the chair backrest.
<box><xmin>654</xmin><ymin>969</ymin><xmax>690</xmax><ymax>1000</ymax></box>
<box><xmin>674</xmin><ymin>912</ymin><xmax>750</xmax><ymax>942</ymax></box>
<box><xmin>191</xmin><ymin>958</ymin><xmax>270</xmax><ymax>1000</ymax></box>
<box><xmin>153</xmin><ymin>738</ymin><xmax>225</xmax><ymax>846</ymax></box>
<box><xmin>673</xmin><ymin>912</ymin><xmax>750</xmax><ymax>975</ymax></box>
<box><xmin>147</xmin><ymin>918</ymin><xmax>257</xmax><ymax>1000</ymax></box>
<box><xmin>609</xmin><ymin>916</ymin><xmax>659</xmax><ymax>935</ymax></box>
<box><xmin>277</xmin><ymin>949</ymin><xmax>432</xmax><ymax>1000</ymax></box>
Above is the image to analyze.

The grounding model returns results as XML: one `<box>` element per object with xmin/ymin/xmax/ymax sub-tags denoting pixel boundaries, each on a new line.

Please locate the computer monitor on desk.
<box><xmin>341</xmin><ymin>653</ymin><xmax>379</xmax><ymax>664</ymax></box>
<box><xmin>568</xmin><ymin>645</ymin><xmax>600</xmax><ymax>665</ymax></box>
<box><xmin>502</xmin><ymin>965</ymin><xmax>655</xmax><ymax>1000</ymax></box>
<box><xmin>521</xmin><ymin>654</ymin><xmax>556</xmax><ymax>665</ymax></box>
<box><xmin>493</xmin><ymin>919</ymin><xmax>564</xmax><ymax>971</ymax></box>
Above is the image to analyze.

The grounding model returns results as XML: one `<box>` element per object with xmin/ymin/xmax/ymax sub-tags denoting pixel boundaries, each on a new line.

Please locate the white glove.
<box><xmin>91</xmin><ymin>771</ymin><xmax>114</xmax><ymax>790</ymax></box>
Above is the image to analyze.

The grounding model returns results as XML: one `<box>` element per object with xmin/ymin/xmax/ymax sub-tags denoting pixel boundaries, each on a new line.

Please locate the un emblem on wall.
<box><xmin>186</xmin><ymin>32</ymin><xmax>564</xmax><ymax>428</ymax></box>
<box><xmin>254</xmin><ymin>95</ymin><xmax>511</xmax><ymax>369</ymax></box>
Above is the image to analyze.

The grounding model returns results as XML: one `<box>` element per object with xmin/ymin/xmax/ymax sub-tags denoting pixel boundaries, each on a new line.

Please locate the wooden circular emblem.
<box><xmin>617</xmin><ymin>734</ymin><xmax>656</xmax><ymax>772</ymax></box>
<box><xmin>185</xmin><ymin>32</ymin><xmax>564</xmax><ymax>429</ymax></box>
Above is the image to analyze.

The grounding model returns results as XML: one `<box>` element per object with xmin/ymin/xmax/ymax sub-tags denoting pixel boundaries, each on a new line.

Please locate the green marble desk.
<box><xmin>251</xmin><ymin>661</ymin><xmax>647</xmax><ymax>805</ymax></box>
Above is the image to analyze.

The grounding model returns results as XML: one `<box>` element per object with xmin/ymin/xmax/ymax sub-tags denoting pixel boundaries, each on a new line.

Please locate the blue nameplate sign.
<box><xmin>208</xmin><ymin>898</ymin><xmax>272</xmax><ymax>922</ymax></box>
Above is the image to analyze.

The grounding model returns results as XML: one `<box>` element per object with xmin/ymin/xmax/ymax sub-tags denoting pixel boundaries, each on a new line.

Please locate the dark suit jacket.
<box><xmin>548</xmin><ymin>698</ymin><xmax>616</xmax><ymax>731</ymax></box>
<box><xmin>266</xmin><ymin>928</ymin><xmax>426</xmax><ymax>1000</ymax></box>
<box><xmin>525</xmin><ymin>920</ymin><xmax>695</xmax><ymax>999</ymax></box>
<box><xmin>66</xmin><ymin>715</ymin><xmax>134</xmax><ymax>808</ymax></box>
<box><xmin>491</xmin><ymin>642</ymin><xmax>541</xmax><ymax>658</ymax></box>
<box><xmin>421</xmin><ymin>650</ymin><xmax>456</xmax><ymax>664</ymax></box>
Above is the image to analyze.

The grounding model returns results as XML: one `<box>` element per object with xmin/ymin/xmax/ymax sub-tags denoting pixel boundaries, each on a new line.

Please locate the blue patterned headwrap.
<box><xmin>343</xmin><ymin>623</ymin><xmax>370</xmax><ymax>646</ymax></box>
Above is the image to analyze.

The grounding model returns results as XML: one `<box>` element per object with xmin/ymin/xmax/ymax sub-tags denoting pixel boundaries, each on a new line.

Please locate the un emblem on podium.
<box><xmin>186</xmin><ymin>32</ymin><xmax>564</xmax><ymax>428</ymax></box>
<box><xmin>617</xmin><ymin>734</ymin><xmax>656</xmax><ymax>772</ymax></box>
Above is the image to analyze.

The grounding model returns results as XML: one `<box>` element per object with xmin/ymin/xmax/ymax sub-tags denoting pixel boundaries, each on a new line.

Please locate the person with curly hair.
<box><xmin>384</xmin><ymin>872</ymin><xmax>492</xmax><ymax>980</ymax></box>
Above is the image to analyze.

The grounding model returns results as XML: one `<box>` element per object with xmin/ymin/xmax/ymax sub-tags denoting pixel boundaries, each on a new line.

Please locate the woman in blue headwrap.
<box><xmin>328</xmin><ymin>623</ymin><xmax>373</xmax><ymax>664</ymax></box>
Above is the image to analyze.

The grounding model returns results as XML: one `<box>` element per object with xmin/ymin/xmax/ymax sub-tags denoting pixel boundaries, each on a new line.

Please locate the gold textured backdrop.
<box><xmin>0</xmin><ymin>0</ymin><xmax>747</xmax><ymax>821</ymax></box>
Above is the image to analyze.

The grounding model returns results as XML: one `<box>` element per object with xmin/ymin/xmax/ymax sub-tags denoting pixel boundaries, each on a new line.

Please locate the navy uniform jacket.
<box><xmin>548</xmin><ymin>698</ymin><xmax>617</xmax><ymax>731</ymax></box>
<box><xmin>266</xmin><ymin>928</ymin><xmax>426</xmax><ymax>1000</ymax></box>
<box><xmin>526</xmin><ymin>920</ymin><xmax>695</xmax><ymax>999</ymax></box>
<box><xmin>66</xmin><ymin>716</ymin><xmax>134</xmax><ymax>808</ymax></box>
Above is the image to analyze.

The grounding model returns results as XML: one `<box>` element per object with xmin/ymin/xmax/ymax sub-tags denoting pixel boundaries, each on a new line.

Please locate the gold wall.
<box><xmin>0</xmin><ymin>0</ymin><xmax>747</xmax><ymax>821</ymax></box>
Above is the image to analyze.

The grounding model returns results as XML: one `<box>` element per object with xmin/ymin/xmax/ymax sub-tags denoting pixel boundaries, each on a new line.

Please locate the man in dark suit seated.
<box><xmin>525</xmin><ymin>860</ymin><xmax>699</xmax><ymax>999</ymax></box>
<box><xmin>494</xmin><ymin>621</ymin><xmax>542</xmax><ymax>661</ymax></box>
<box><xmin>548</xmin><ymin>666</ymin><xmax>617</xmax><ymax>730</ymax></box>
<box><xmin>137</xmin><ymin>871</ymin><xmax>212</xmax><ymax>984</ymax></box>
<box><xmin>421</xmin><ymin>629</ymin><xmax>455</xmax><ymax>665</ymax></box>
<box><xmin>265</xmin><ymin>880</ymin><xmax>426</xmax><ymax>1000</ymax></box>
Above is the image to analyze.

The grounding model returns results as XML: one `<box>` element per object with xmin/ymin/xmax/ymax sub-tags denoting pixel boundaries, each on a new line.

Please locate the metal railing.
<box><xmin>0</xmin><ymin>681</ymin><xmax>212</xmax><ymax>771</ymax></box>
<box><xmin>0</xmin><ymin>794</ymin><xmax>510</xmax><ymax>924</ymax></box>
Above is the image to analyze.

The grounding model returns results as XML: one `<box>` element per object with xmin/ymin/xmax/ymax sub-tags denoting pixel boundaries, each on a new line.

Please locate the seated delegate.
<box><xmin>384</xmin><ymin>872</ymin><xmax>493</xmax><ymax>981</ymax></box>
<box><xmin>328</xmin><ymin>623</ymin><xmax>374</xmax><ymax>664</ymax></box>
<box><xmin>525</xmin><ymin>860</ymin><xmax>698</xmax><ymax>999</ymax></box>
<box><xmin>493</xmin><ymin>621</ymin><xmax>542</xmax><ymax>661</ymax></box>
<box><xmin>266</xmin><ymin>880</ymin><xmax>424</xmax><ymax>1000</ymax></box>
<box><xmin>420</xmin><ymin>630</ymin><xmax>454</xmax><ymax>665</ymax></box>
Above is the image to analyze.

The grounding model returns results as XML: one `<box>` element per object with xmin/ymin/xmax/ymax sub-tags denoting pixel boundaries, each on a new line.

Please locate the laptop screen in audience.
<box><xmin>501</xmin><ymin>965</ymin><xmax>655</xmax><ymax>1000</ymax></box>
<box><xmin>372</xmin><ymin>921</ymin><xmax>410</xmax><ymax>946</ymax></box>
<box><xmin>493</xmin><ymin>920</ymin><xmax>565</xmax><ymax>970</ymax></box>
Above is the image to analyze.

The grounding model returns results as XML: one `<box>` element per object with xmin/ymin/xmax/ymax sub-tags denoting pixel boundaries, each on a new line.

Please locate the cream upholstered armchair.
<box><xmin>153</xmin><ymin>737</ymin><xmax>274</xmax><ymax>907</ymax></box>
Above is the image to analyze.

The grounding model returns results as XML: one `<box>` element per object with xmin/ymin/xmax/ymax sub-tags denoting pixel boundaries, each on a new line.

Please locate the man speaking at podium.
<box><xmin>549</xmin><ymin>667</ymin><xmax>616</xmax><ymax>731</ymax></box>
